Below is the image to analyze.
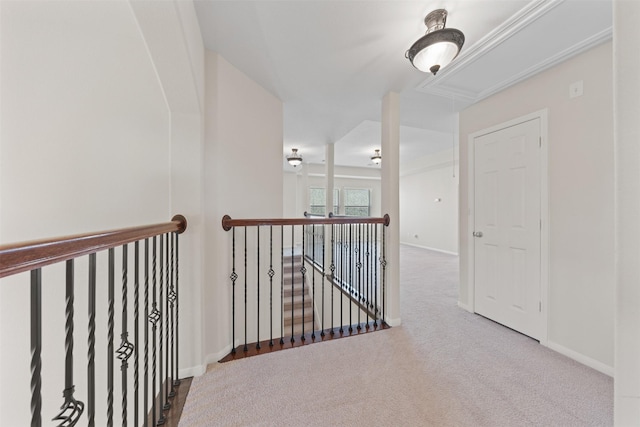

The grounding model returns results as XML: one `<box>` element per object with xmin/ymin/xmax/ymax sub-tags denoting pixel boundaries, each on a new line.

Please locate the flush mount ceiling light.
<box><xmin>287</xmin><ymin>148</ymin><xmax>303</xmax><ymax>167</ymax></box>
<box><xmin>405</xmin><ymin>9</ymin><xmax>465</xmax><ymax>75</ymax></box>
<box><xmin>371</xmin><ymin>149</ymin><xmax>382</xmax><ymax>165</ymax></box>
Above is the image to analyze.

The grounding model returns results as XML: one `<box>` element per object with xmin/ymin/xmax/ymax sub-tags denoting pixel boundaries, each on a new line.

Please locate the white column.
<box><xmin>614</xmin><ymin>1</ymin><xmax>640</xmax><ymax>424</ymax></box>
<box><xmin>325</xmin><ymin>143</ymin><xmax>335</xmax><ymax>216</ymax></box>
<box><xmin>381</xmin><ymin>92</ymin><xmax>401</xmax><ymax>326</ymax></box>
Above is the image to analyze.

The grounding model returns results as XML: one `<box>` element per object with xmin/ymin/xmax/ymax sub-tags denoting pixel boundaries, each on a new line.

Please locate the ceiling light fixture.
<box><xmin>371</xmin><ymin>149</ymin><xmax>382</xmax><ymax>165</ymax></box>
<box><xmin>405</xmin><ymin>9</ymin><xmax>465</xmax><ymax>75</ymax></box>
<box><xmin>287</xmin><ymin>148</ymin><xmax>303</xmax><ymax>167</ymax></box>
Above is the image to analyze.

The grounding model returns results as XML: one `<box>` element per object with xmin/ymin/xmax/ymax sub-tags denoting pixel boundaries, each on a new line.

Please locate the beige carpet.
<box><xmin>179</xmin><ymin>245</ymin><xmax>613</xmax><ymax>426</ymax></box>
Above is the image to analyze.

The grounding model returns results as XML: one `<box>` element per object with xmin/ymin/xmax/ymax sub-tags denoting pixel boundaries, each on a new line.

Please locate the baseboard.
<box><xmin>400</xmin><ymin>242</ymin><xmax>458</xmax><ymax>256</ymax></box>
<box><xmin>545</xmin><ymin>340</ymin><xmax>614</xmax><ymax>377</ymax></box>
<box><xmin>386</xmin><ymin>317</ymin><xmax>402</xmax><ymax>327</ymax></box>
<box><xmin>179</xmin><ymin>364</ymin><xmax>206</xmax><ymax>378</ymax></box>
<box><xmin>457</xmin><ymin>301</ymin><xmax>472</xmax><ymax>313</ymax></box>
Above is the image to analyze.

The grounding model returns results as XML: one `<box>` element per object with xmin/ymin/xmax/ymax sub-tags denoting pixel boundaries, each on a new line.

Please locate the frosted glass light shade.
<box><xmin>406</xmin><ymin>9</ymin><xmax>465</xmax><ymax>75</ymax></box>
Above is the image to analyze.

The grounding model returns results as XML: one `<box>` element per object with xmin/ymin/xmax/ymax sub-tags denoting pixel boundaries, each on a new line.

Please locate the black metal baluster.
<box><xmin>158</xmin><ymin>236</ymin><xmax>166</xmax><ymax>425</ymax></box>
<box><xmin>30</xmin><ymin>269</ymin><xmax>42</xmax><ymax>427</ymax></box>
<box><xmin>280</xmin><ymin>226</ymin><xmax>284</xmax><ymax>345</ymax></box>
<box><xmin>53</xmin><ymin>260</ymin><xmax>85</xmax><ymax>427</ymax></box>
<box><xmin>231</xmin><ymin>228</ymin><xmax>237</xmax><ymax>354</ymax></box>
<box><xmin>330</xmin><ymin>225</ymin><xmax>335</xmax><ymax>335</ymax></box>
<box><xmin>290</xmin><ymin>226</ymin><xmax>295</xmax><ymax>343</ymax></box>
<box><xmin>311</xmin><ymin>224</ymin><xmax>316</xmax><ymax>340</ymax></box>
<box><xmin>348</xmin><ymin>224</ymin><xmax>353</xmax><ymax>332</ymax></box>
<box><xmin>382</xmin><ymin>224</ymin><xmax>387</xmax><ymax>322</ymax></box>
<box><xmin>269</xmin><ymin>226</ymin><xmax>274</xmax><ymax>347</ymax></box>
<box><xmin>320</xmin><ymin>224</ymin><xmax>326</xmax><ymax>337</ymax></box>
<box><xmin>134</xmin><ymin>241</ymin><xmax>140</xmax><ymax>426</ymax></box>
<box><xmin>244</xmin><ymin>227</ymin><xmax>248</xmax><ymax>352</ymax></box>
<box><xmin>143</xmin><ymin>239</ymin><xmax>150</xmax><ymax>427</ymax></box>
<box><xmin>366</xmin><ymin>224</ymin><xmax>371</xmax><ymax>328</ymax></box>
<box><xmin>169</xmin><ymin>233</ymin><xmax>176</xmax><ymax>398</ymax></box>
<box><xmin>116</xmin><ymin>245</ymin><xmax>134</xmax><ymax>427</ymax></box>
<box><xmin>88</xmin><ymin>254</ymin><xmax>96</xmax><ymax>427</ymax></box>
<box><xmin>374</xmin><ymin>225</ymin><xmax>379</xmax><ymax>327</ymax></box>
<box><xmin>108</xmin><ymin>248</ymin><xmax>115</xmax><ymax>427</ymax></box>
<box><xmin>173</xmin><ymin>232</ymin><xmax>181</xmax><ymax>388</ymax></box>
<box><xmin>357</xmin><ymin>224</ymin><xmax>362</xmax><ymax>330</ymax></box>
<box><xmin>164</xmin><ymin>234</ymin><xmax>171</xmax><ymax>412</ymax></box>
<box><xmin>339</xmin><ymin>224</ymin><xmax>344</xmax><ymax>334</ymax></box>
<box><xmin>256</xmin><ymin>227</ymin><xmax>261</xmax><ymax>350</ymax></box>
<box><xmin>301</xmin><ymin>224</ymin><xmax>306</xmax><ymax>341</ymax></box>
<box><xmin>150</xmin><ymin>237</ymin><xmax>159</xmax><ymax>427</ymax></box>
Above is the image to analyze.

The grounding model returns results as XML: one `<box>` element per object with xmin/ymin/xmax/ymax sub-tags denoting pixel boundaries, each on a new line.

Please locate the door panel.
<box><xmin>474</xmin><ymin>118</ymin><xmax>541</xmax><ymax>339</ymax></box>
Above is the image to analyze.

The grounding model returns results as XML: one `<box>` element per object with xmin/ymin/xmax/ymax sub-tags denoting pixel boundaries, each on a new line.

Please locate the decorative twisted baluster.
<box><xmin>311</xmin><ymin>224</ymin><xmax>316</xmax><ymax>340</ymax></box>
<box><xmin>230</xmin><ymin>228</ymin><xmax>237</xmax><ymax>354</ymax></box>
<box><xmin>169</xmin><ymin>233</ymin><xmax>177</xmax><ymax>397</ymax></box>
<box><xmin>268</xmin><ymin>226</ymin><xmax>274</xmax><ymax>347</ymax></box>
<box><xmin>150</xmin><ymin>237</ymin><xmax>159</xmax><ymax>427</ymax></box>
<box><xmin>143</xmin><ymin>239</ymin><xmax>150</xmax><ymax>427</ymax></box>
<box><xmin>356</xmin><ymin>224</ymin><xmax>362</xmax><ymax>330</ymax></box>
<box><xmin>30</xmin><ymin>269</ymin><xmax>42</xmax><ymax>427</ymax></box>
<box><xmin>116</xmin><ymin>245</ymin><xmax>134</xmax><ymax>427</ymax></box>
<box><xmin>157</xmin><ymin>235</ymin><xmax>166</xmax><ymax>425</ymax></box>
<box><xmin>53</xmin><ymin>260</ymin><xmax>85</xmax><ymax>427</ymax></box>
<box><xmin>87</xmin><ymin>254</ymin><xmax>96</xmax><ymax>427</ymax></box>
<box><xmin>300</xmin><ymin>226</ymin><xmax>306</xmax><ymax>341</ymax></box>
<box><xmin>173</xmin><ymin>232</ymin><xmax>181</xmax><ymax>388</ymax></box>
<box><xmin>107</xmin><ymin>249</ymin><xmax>115</xmax><ymax>427</ymax></box>
<box><xmin>320</xmin><ymin>224</ymin><xmax>326</xmax><ymax>337</ymax></box>
<box><xmin>163</xmin><ymin>234</ymin><xmax>171</xmax><ymax>412</ymax></box>
<box><xmin>374</xmin><ymin>225</ymin><xmax>379</xmax><ymax>327</ymax></box>
<box><xmin>330</xmin><ymin>225</ymin><xmax>335</xmax><ymax>335</ymax></box>
<box><xmin>280</xmin><ymin>226</ymin><xmax>284</xmax><ymax>345</ymax></box>
<box><xmin>256</xmin><ymin>227</ymin><xmax>261</xmax><ymax>350</ymax></box>
<box><xmin>133</xmin><ymin>241</ymin><xmax>140</xmax><ymax>426</ymax></box>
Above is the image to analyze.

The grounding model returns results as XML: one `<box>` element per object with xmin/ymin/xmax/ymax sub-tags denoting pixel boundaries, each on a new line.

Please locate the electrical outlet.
<box><xmin>569</xmin><ymin>80</ymin><xmax>583</xmax><ymax>98</ymax></box>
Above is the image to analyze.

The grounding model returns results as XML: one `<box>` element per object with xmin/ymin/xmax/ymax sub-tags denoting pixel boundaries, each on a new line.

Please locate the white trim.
<box><xmin>457</xmin><ymin>301</ymin><xmax>473</xmax><ymax>313</ymax></box>
<box><xmin>308</xmin><ymin>173</ymin><xmax>381</xmax><ymax>181</ymax></box>
<box><xmin>179</xmin><ymin>364</ymin><xmax>206</xmax><ymax>378</ymax></box>
<box><xmin>385</xmin><ymin>317</ymin><xmax>402</xmax><ymax>327</ymax></box>
<box><xmin>467</xmin><ymin>109</ymin><xmax>549</xmax><ymax>345</ymax></box>
<box><xmin>401</xmin><ymin>242</ymin><xmax>458</xmax><ymax>256</ymax></box>
<box><xmin>546</xmin><ymin>340</ymin><xmax>614</xmax><ymax>377</ymax></box>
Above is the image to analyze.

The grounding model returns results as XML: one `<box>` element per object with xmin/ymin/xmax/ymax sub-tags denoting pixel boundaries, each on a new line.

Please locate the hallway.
<box><xmin>179</xmin><ymin>245</ymin><xmax>613</xmax><ymax>426</ymax></box>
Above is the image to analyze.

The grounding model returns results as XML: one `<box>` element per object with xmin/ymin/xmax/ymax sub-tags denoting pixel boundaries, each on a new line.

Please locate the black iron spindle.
<box><xmin>158</xmin><ymin>235</ymin><xmax>166</xmax><ymax>425</ymax></box>
<box><xmin>382</xmin><ymin>224</ymin><xmax>387</xmax><ymax>322</ymax></box>
<box><xmin>88</xmin><ymin>254</ymin><xmax>96</xmax><ymax>427</ymax></box>
<box><xmin>374</xmin><ymin>225</ymin><xmax>379</xmax><ymax>326</ymax></box>
<box><xmin>164</xmin><ymin>234</ymin><xmax>171</xmax><ymax>412</ymax></box>
<box><xmin>366</xmin><ymin>224</ymin><xmax>370</xmax><ymax>327</ymax></box>
<box><xmin>169</xmin><ymin>233</ymin><xmax>176</xmax><ymax>398</ymax></box>
<box><xmin>231</xmin><ymin>228</ymin><xmax>237</xmax><ymax>354</ymax></box>
<box><xmin>174</xmin><ymin>232</ymin><xmax>181</xmax><ymax>388</ymax></box>
<box><xmin>320</xmin><ymin>224</ymin><xmax>326</xmax><ymax>337</ymax></box>
<box><xmin>269</xmin><ymin>226</ymin><xmax>274</xmax><ymax>347</ymax></box>
<box><xmin>116</xmin><ymin>245</ymin><xmax>134</xmax><ymax>427</ymax></box>
<box><xmin>144</xmin><ymin>239</ymin><xmax>150</xmax><ymax>427</ymax></box>
<box><xmin>311</xmin><ymin>224</ymin><xmax>316</xmax><ymax>340</ymax></box>
<box><xmin>339</xmin><ymin>224</ymin><xmax>344</xmax><ymax>334</ymax></box>
<box><xmin>53</xmin><ymin>260</ymin><xmax>85</xmax><ymax>426</ymax></box>
<box><xmin>280</xmin><ymin>226</ymin><xmax>284</xmax><ymax>345</ymax></box>
<box><xmin>290</xmin><ymin>226</ymin><xmax>295</xmax><ymax>343</ymax></box>
<box><xmin>150</xmin><ymin>237</ymin><xmax>159</xmax><ymax>427</ymax></box>
<box><xmin>330</xmin><ymin>225</ymin><xmax>335</xmax><ymax>335</ymax></box>
<box><xmin>107</xmin><ymin>248</ymin><xmax>115</xmax><ymax>427</ymax></box>
<box><xmin>357</xmin><ymin>224</ymin><xmax>362</xmax><ymax>330</ymax></box>
<box><xmin>348</xmin><ymin>224</ymin><xmax>353</xmax><ymax>332</ymax></box>
<box><xmin>244</xmin><ymin>227</ymin><xmax>248</xmax><ymax>352</ymax></box>
<box><xmin>134</xmin><ymin>241</ymin><xmax>140</xmax><ymax>426</ymax></box>
<box><xmin>301</xmin><ymin>224</ymin><xmax>306</xmax><ymax>341</ymax></box>
<box><xmin>256</xmin><ymin>227</ymin><xmax>261</xmax><ymax>350</ymax></box>
<box><xmin>30</xmin><ymin>268</ymin><xmax>42</xmax><ymax>427</ymax></box>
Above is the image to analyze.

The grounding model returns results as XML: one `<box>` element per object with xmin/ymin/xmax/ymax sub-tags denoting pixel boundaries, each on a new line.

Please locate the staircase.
<box><xmin>283</xmin><ymin>255</ymin><xmax>316</xmax><ymax>336</ymax></box>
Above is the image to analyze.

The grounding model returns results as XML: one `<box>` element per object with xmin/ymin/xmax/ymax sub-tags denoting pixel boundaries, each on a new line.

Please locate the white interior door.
<box><xmin>473</xmin><ymin>118</ymin><xmax>542</xmax><ymax>340</ymax></box>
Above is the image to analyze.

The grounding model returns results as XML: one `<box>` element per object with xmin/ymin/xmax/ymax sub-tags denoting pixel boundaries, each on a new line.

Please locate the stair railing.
<box><xmin>220</xmin><ymin>214</ymin><xmax>390</xmax><ymax>361</ymax></box>
<box><xmin>0</xmin><ymin>215</ymin><xmax>187</xmax><ymax>427</ymax></box>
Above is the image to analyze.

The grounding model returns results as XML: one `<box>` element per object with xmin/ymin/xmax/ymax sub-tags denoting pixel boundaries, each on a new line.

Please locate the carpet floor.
<box><xmin>179</xmin><ymin>245</ymin><xmax>613</xmax><ymax>426</ymax></box>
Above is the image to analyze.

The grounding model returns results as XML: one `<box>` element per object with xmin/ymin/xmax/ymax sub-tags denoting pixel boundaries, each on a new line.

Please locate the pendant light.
<box><xmin>405</xmin><ymin>9</ymin><xmax>465</xmax><ymax>75</ymax></box>
<box><xmin>371</xmin><ymin>149</ymin><xmax>382</xmax><ymax>165</ymax></box>
<box><xmin>286</xmin><ymin>148</ymin><xmax>303</xmax><ymax>167</ymax></box>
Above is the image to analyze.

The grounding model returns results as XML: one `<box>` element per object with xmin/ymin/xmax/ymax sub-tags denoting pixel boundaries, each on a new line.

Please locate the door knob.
<box><xmin>473</xmin><ymin>231</ymin><xmax>483</xmax><ymax>238</ymax></box>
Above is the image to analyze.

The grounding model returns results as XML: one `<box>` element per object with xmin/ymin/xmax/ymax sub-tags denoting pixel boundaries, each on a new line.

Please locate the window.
<box><xmin>344</xmin><ymin>188</ymin><xmax>370</xmax><ymax>216</ymax></box>
<box><xmin>309</xmin><ymin>188</ymin><xmax>339</xmax><ymax>216</ymax></box>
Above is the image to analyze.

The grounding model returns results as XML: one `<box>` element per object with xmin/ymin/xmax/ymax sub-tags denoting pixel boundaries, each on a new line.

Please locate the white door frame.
<box><xmin>466</xmin><ymin>109</ymin><xmax>549</xmax><ymax>346</ymax></box>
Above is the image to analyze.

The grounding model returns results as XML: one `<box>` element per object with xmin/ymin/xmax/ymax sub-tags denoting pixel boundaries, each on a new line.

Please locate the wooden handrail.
<box><xmin>221</xmin><ymin>214</ymin><xmax>390</xmax><ymax>231</ymax></box>
<box><xmin>0</xmin><ymin>215</ymin><xmax>187</xmax><ymax>279</ymax></box>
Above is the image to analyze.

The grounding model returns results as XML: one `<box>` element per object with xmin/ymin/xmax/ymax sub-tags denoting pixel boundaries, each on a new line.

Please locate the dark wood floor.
<box><xmin>147</xmin><ymin>377</ymin><xmax>193</xmax><ymax>427</ymax></box>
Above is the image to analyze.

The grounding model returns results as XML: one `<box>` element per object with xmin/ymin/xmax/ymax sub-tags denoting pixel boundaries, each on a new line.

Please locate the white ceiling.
<box><xmin>194</xmin><ymin>0</ymin><xmax>612</xmax><ymax>170</ymax></box>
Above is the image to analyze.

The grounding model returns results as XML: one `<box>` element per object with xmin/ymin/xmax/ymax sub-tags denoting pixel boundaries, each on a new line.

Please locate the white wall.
<box><xmin>0</xmin><ymin>1</ymin><xmax>174</xmax><ymax>424</ymax></box>
<box><xmin>400</xmin><ymin>147</ymin><xmax>459</xmax><ymax>254</ymax></box>
<box><xmin>204</xmin><ymin>52</ymin><xmax>283</xmax><ymax>364</ymax></box>
<box><xmin>459</xmin><ymin>42</ymin><xmax>614</xmax><ymax>371</ymax></box>
<box><xmin>613</xmin><ymin>0</ymin><xmax>640</xmax><ymax>423</ymax></box>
